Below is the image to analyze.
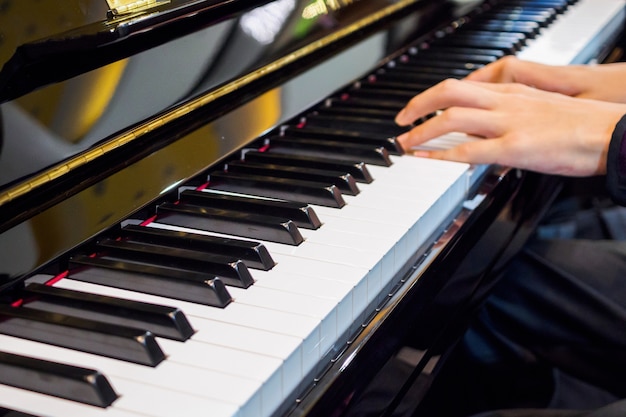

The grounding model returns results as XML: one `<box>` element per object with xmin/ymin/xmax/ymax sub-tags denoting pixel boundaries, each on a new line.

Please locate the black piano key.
<box><xmin>387</xmin><ymin>60</ymin><xmax>485</xmax><ymax>73</ymax></box>
<box><xmin>121</xmin><ymin>223</ymin><xmax>276</xmax><ymax>270</ymax></box>
<box><xmin>0</xmin><ymin>305</ymin><xmax>165</xmax><ymax>366</ymax></box>
<box><xmin>207</xmin><ymin>171</ymin><xmax>346</xmax><ymax>208</ymax></box>
<box><xmin>375</xmin><ymin>66</ymin><xmax>473</xmax><ymax>79</ymax></box>
<box><xmin>359</xmin><ymin>77</ymin><xmax>434</xmax><ymax>92</ymax></box>
<box><xmin>324</xmin><ymin>96</ymin><xmax>406</xmax><ymax>112</ymax></box>
<box><xmin>156</xmin><ymin>202</ymin><xmax>305</xmax><ymax>245</ymax></box>
<box><xmin>224</xmin><ymin>161</ymin><xmax>360</xmax><ymax>196</ymax></box>
<box><xmin>243</xmin><ymin>150</ymin><xmax>373</xmax><ymax>183</ymax></box>
<box><xmin>22</xmin><ymin>282</ymin><xmax>194</xmax><ymax>341</ymax></box>
<box><xmin>0</xmin><ymin>351</ymin><xmax>117</xmax><ymax>407</ymax></box>
<box><xmin>494</xmin><ymin>7</ymin><xmax>556</xmax><ymax>23</ymax></box>
<box><xmin>69</xmin><ymin>254</ymin><xmax>233</xmax><ymax>307</ymax></box>
<box><xmin>432</xmin><ymin>36</ymin><xmax>519</xmax><ymax>54</ymax></box>
<box><xmin>479</xmin><ymin>11</ymin><xmax>552</xmax><ymax>27</ymax></box>
<box><xmin>312</xmin><ymin>105</ymin><xmax>399</xmax><ymax>120</ymax></box>
<box><xmin>472</xmin><ymin>20</ymin><xmax>542</xmax><ymax>36</ymax></box>
<box><xmin>360</xmin><ymin>78</ymin><xmax>454</xmax><ymax>93</ymax></box>
<box><xmin>179</xmin><ymin>189</ymin><xmax>322</xmax><ymax>230</ymax></box>
<box><xmin>268</xmin><ymin>134</ymin><xmax>392</xmax><ymax>167</ymax></box>
<box><xmin>406</xmin><ymin>46</ymin><xmax>506</xmax><ymax>60</ymax></box>
<box><xmin>298</xmin><ymin>114</ymin><xmax>406</xmax><ymax>144</ymax></box>
<box><xmin>96</xmin><ymin>238</ymin><xmax>254</xmax><ymax>289</ymax></box>
<box><xmin>497</xmin><ymin>0</ymin><xmax>567</xmax><ymax>12</ymax></box>
<box><xmin>457</xmin><ymin>30</ymin><xmax>527</xmax><ymax>47</ymax></box>
<box><xmin>0</xmin><ymin>407</ymin><xmax>40</xmax><ymax>417</ymax></box>
<box><xmin>359</xmin><ymin>77</ymin><xmax>454</xmax><ymax>92</ymax></box>
<box><xmin>281</xmin><ymin>125</ymin><xmax>404</xmax><ymax>154</ymax></box>
<box><xmin>411</xmin><ymin>51</ymin><xmax>500</xmax><ymax>65</ymax></box>
<box><xmin>341</xmin><ymin>87</ymin><xmax>418</xmax><ymax>103</ymax></box>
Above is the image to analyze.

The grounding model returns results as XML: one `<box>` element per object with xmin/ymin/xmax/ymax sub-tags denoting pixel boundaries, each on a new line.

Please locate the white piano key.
<box><xmin>228</xmin><ymin>285</ymin><xmax>338</xmax><ymax>357</ymax></box>
<box><xmin>158</xmin><ymin>338</ymin><xmax>284</xmax><ymax>416</ymax></box>
<box><xmin>0</xmin><ymin>335</ymin><xmax>243</xmax><ymax>417</ymax></box>
<box><xmin>49</xmin><ymin>278</ymin><xmax>308</xmax><ymax>404</ymax></box>
<box><xmin>517</xmin><ymin>0</ymin><xmax>626</xmax><ymax>65</ymax></box>
<box><xmin>0</xmin><ymin>383</ymin><xmax>144</xmax><ymax>417</ymax></box>
<box><xmin>251</xmin><ymin>271</ymin><xmax>354</xmax><ymax>340</ymax></box>
<box><xmin>251</xmin><ymin>252</ymin><xmax>371</xmax><ymax>329</ymax></box>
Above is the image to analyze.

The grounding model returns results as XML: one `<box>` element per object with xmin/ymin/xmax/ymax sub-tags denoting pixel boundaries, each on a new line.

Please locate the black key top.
<box><xmin>268</xmin><ymin>134</ymin><xmax>392</xmax><ymax>167</ymax></box>
<box><xmin>22</xmin><ymin>282</ymin><xmax>194</xmax><ymax>341</ymax></box>
<box><xmin>412</xmin><ymin>45</ymin><xmax>507</xmax><ymax>60</ymax></box>
<box><xmin>375</xmin><ymin>66</ymin><xmax>473</xmax><ymax>79</ymax></box>
<box><xmin>342</xmin><ymin>87</ymin><xmax>418</xmax><ymax>102</ymax></box>
<box><xmin>0</xmin><ymin>305</ymin><xmax>165</xmax><ymax>366</ymax></box>
<box><xmin>458</xmin><ymin>30</ymin><xmax>527</xmax><ymax>47</ymax></box>
<box><xmin>207</xmin><ymin>171</ymin><xmax>346</xmax><ymax>208</ymax></box>
<box><xmin>0</xmin><ymin>351</ymin><xmax>117</xmax><ymax>407</ymax></box>
<box><xmin>495</xmin><ymin>6</ymin><xmax>557</xmax><ymax>18</ymax></box>
<box><xmin>281</xmin><ymin>125</ymin><xmax>403</xmax><ymax>154</ymax></box>
<box><xmin>243</xmin><ymin>151</ymin><xmax>373</xmax><ymax>183</ymax></box>
<box><xmin>298</xmin><ymin>114</ymin><xmax>406</xmax><ymax>143</ymax></box>
<box><xmin>312</xmin><ymin>104</ymin><xmax>399</xmax><ymax>120</ymax></box>
<box><xmin>480</xmin><ymin>11</ymin><xmax>552</xmax><ymax>26</ymax></box>
<box><xmin>354</xmin><ymin>78</ymin><xmax>446</xmax><ymax>95</ymax></box>
<box><xmin>433</xmin><ymin>36</ymin><xmax>518</xmax><ymax>54</ymax></box>
<box><xmin>359</xmin><ymin>78</ymin><xmax>434</xmax><ymax>92</ymax></box>
<box><xmin>473</xmin><ymin>20</ymin><xmax>542</xmax><ymax>36</ymax></box>
<box><xmin>388</xmin><ymin>59</ymin><xmax>485</xmax><ymax>73</ymax></box>
<box><xmin>358</xmin><ymin>77</ymin><xmax>453</xmax><ymax>91</ymax></box>
<box><xmin>224</xmin><ymin>160</ymin><xmax>360</xmax><ymax>196</ymax></box>
<box><xmin>95</xmin><ymin>238</ymin><xmax>254</xmax><ymax>289</ymax></box>
<box><xmin>121</xmin><ymin>223</ymin><xmax>276</xmax><ymax>270</ymax></box>
<box><xmin>498</xmin><ymin>0</ymin><xmax>566</xmax><ymax>12</ymax></box>
<box><xmin>324</xmin><ymin>95</ymin><xmax>406</xmax><ymax>112</ymax></box>
<box><xmin>156</xmin><ymin>202</ymin><xmax>305</xmax><ymax>245</ymax></box>
<box><xmin>69</xmin><ymin>254</ymin><xmax>233</xmax><ymax>307</ymax></box>
<box><xmin>179</xmin><ymin>189</ymin><xmax>322</xmax><ymax>229</ymax></box>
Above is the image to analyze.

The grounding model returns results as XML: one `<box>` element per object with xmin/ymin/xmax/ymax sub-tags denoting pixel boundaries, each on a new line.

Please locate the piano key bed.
<box><xmin>0</xmin><ymin>0</ymin><xmax>624</xmax><ymax>416</ymax></box>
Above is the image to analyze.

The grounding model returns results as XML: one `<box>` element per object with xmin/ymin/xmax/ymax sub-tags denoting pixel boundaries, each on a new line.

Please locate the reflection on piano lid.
<box><xmin>105</xmin><ymin>0</ymin><xmax>172</xmax><ymax>17</ymax></box>
<box><xmin>0</xmin><ymin>0</ymin><xmax>624</xmax><ymax>417</ymax></box>
<box><xmin>0</xmin><ymin>0</ymin><xmax>458</xmax><ymax>280</ymax></box>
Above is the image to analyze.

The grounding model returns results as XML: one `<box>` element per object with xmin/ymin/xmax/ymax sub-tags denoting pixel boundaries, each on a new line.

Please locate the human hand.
<box><xmin>394</xmin><ymin>78</ymin><xmax>626</xmax><ymax>176</ymax></box>
<box><xmin>467</xmin><ymin>56</ymin><xmax>626</xmax><ymax>103</ymax></box>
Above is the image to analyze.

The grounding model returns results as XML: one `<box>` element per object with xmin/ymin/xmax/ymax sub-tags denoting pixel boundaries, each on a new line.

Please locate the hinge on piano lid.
<box><xmin>105</xmin><ymin>0</ymin><xmax>171</xmax><ymax>17</ymax></box>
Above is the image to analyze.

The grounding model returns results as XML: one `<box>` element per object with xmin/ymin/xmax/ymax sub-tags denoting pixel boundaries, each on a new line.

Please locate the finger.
<box><xmin>397</xmin><ymin>107</ymin><xmax>502</xmax><ymax>150</ymax></box>
<box><xmin>395</xmin><ymin>79</ymin><xmax>495</xmax><ymax>126</ymax></box>
<box><xmin>466</xmin><ymin>56</ymin><xmax>539</xmax><ymax>84</ymax></box>
<box><xmin>467</xmin><ymin>57</ymin><xmax>580</xmax><ymax>96</ymax></box>
<box><xmin>412</xmin><ymin>139</ymin><xmax>506</xmax><ymax>166</ymax></box>
<box><xmin>464</xmin><ymin>80</ymin><xmax>558</xmax><ymax>98</ymax></box>
<box><xmin>465</xmin><ymin>59</ymin><xmax>509</xmax><ymax>83</ymax></box>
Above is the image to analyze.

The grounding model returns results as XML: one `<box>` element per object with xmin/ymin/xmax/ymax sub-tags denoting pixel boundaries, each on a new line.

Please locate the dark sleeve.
<box><xmin>606</xmin><ymin>114</ymin><xmax>626</xmax><ymax>206</ymax></box>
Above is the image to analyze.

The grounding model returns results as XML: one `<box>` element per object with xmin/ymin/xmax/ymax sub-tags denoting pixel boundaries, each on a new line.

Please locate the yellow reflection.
<box><xmin>302</xmin><ymin>0</ymin><xmax>356</xmax><ymax>20</ymax></box>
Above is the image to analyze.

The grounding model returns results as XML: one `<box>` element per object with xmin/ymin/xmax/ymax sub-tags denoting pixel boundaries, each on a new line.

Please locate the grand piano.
<box><xmin>0</xmin><ymin>0</ymin><xmax>624</xmax><ymax>416</ymax></box>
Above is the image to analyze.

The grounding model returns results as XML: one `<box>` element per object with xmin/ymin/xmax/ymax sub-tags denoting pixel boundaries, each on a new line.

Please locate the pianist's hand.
<box><xmin>466</xmin><ymin>56</ymin><xmax>626</xmax><ymax>103</ymax></box>
<box><xmin>394</xmin><ymin>78</ymin><xmax>626</xmax><ymax>176</ymax></box>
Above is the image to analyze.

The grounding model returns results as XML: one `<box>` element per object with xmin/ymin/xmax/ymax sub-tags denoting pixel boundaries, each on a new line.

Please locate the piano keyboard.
<box><xmin>0</xmin><ymin>0</ymin><xmax>623</xmax><ymax>416</ymax></box>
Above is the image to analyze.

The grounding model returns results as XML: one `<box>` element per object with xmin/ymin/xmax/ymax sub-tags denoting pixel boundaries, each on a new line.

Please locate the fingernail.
<box><xmin>411</xmin><ymin>150</ymin><xmax>431</xmax><ymax>158</ymax></box>
<box><xmin>395</xmin><ymin>109</ymin><xmax>406</xmax><ymax>124</ymax></box>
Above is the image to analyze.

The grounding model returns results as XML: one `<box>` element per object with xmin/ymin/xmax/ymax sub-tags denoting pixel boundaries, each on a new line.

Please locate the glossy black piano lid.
<box><xmin>0</xmin><ymin>0</ymin><xmax>470</xmax><ymax>281</ymax></box>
